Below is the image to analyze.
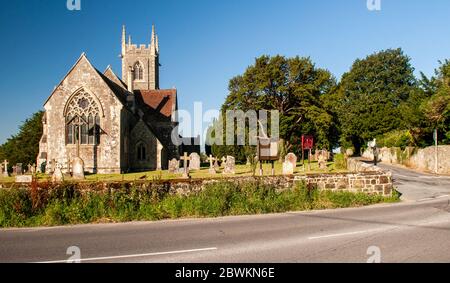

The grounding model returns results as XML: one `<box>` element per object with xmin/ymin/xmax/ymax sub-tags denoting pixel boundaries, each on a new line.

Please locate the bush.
<box><xmin>333</xmin><ymin>154</ymin><xmax>347</xmax><ymax>170</ymax></box>
<box><xmin>377</xmin><ymin>130</ymin><xmax>416</xmax><ymax>149</ymax></box>
<box><xmin>0</xmin><ymin>181</ymin><xmax>399</xmax><ymax>228</ymax></box>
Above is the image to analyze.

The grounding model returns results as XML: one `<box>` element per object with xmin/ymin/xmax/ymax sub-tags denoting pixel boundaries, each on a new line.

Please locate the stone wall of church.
<box><xmin>129</xmin><ymin>120</ymin><xmax>159</xmax><ymax>171</ymax></box>
<box><xmin>40</xmin><ymin>56</ymin><xmax>124</xmax><ymax>174</ymax></box>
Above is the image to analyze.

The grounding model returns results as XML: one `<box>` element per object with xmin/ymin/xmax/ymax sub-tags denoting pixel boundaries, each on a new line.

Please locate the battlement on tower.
<box><xmin>126</xmin><ymin>44</ymin><xmax>152</xmax><ymax>53</ymax></box>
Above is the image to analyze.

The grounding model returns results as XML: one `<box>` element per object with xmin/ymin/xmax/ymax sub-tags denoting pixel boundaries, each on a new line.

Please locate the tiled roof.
<box><xmin>137</xmin><ymin>89</ymin><xmax>177</xmax><ymax>118</ymax></box>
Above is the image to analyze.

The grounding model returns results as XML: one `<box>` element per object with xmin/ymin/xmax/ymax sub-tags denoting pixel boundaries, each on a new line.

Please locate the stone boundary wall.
<box><xmin>1</xmin><ymin>170</ymin><xmax>393</xmax><ymax>197</ymax></box>
<box><xmin>362</xmin><ymin>145</ymin><xmax>450</xmax><ymax>174</ymax></box>
<box><xmin>294</xmin><ymin>172</ymin><xmax>392</xmax><ymax>196</ymax></box>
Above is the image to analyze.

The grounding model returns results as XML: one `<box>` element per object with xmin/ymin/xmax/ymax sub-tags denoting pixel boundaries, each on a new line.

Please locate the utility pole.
<box><xmin>434</xmin><ymin>128</ymin><xmax>439</xmax><ymax>174</ymax></box>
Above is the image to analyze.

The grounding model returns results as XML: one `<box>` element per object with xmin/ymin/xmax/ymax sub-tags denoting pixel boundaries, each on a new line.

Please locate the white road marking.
<box><xmin>308</xmin><ymin>228</ymin><xmax>389</xmax><ymax>240</ymax></box>
<box><xmin>35</xmin><ymin>247</ymin><xmax>218</xmax><ymax>263</ymax></box>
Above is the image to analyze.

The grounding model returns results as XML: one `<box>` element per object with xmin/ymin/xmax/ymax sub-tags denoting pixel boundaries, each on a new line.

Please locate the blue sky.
<box><xmin>0</xmin><ymin>0</ymin><xmax>449</xmax><ymax>143</ymax></box>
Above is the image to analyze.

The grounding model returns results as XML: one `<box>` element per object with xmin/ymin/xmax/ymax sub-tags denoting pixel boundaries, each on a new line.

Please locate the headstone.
<box><xmin>52</xmin><ymin>163</ymin><xmax>64</xmax><ymax>183</ymax></box>
<box><xmin>189</xmin><ymin>153</ymin><xmax>201</xmax><ymax>171</ymax></box>
<box><xmin>27</xmin><ymin>164</ymin><xmax>32</xmax><ymax>174</ymax></box>
<box><xmin>72</xmin><ymin>157</ymin><xmax>85</xmax><ymax>180</ymax></box>
<box><xmin>2</xmin><ymin>160</ymin><xmax>8</xmax><ymax>177</ymax></box>
<box><xmin>285</xmin><ymin>153</ymin><xmax>297</xmax><ymax>170</ymax></box>
<box><xmin>12</xmin><ymin>165</ymin><xmax>17</xmax><ymax>176</ymax></box>
<box><xmin>206</xmin><ymin>155</ymin><xmax>218</xmax><ymax>174</ymax></box>
<box><xmin>318</xmin><ymin>152</ymin><xmax>328</xmax><ymax>170</ymax></box>
<box><xmin>168</xmin><ymin>158</ymin><xmax>180</xmax><ymax>173</ymax></box>
<box><xmin>16</xmin><ymin>164</ymin><xmax>23</xmax><ymax>175</ymax></box>
<box><xmin>31</xmin><ymin>164</ymin><xmax>36</xmax><ymax>175</ymax></box>
<box><xmin>282</xmin><ymin>161</ymin><xmax>294</xmax><ymax>175</ymax></box>
<box><xmin>181</xmin><ymin>152</ymin><xmax>190</xmax><ymax>178</ymax></box>
<box><xmin>223</xmin><ymin>156</ymin><xmax>236</xmax><ymax>174</ymax></box>
<box><xmin>15</xmin><ymin>175</ymin><xmax>33</xmax><ymax>183</ymax></box>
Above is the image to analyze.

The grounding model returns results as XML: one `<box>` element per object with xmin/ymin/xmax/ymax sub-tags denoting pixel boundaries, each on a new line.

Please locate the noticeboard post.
<box><xmin>302</xmin><ymin>135</ymin><xmax>314</xmax><ymax>171</ymax></box>
<box><xmin>257</xmin><ymin>137</ymin><xmax>280</xmax><ymax>176</ymax></box>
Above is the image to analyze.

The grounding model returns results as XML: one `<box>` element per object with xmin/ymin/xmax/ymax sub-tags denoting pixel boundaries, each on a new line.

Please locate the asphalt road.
<box><xmin>377</xmin><ymin>162</ymin><xmax>450</xmax><ymax>201</ymax></box>
<box><xmin>1</xmin><ymin>164</ymin><xmax>449</xmax><ymax>263</ymax></box>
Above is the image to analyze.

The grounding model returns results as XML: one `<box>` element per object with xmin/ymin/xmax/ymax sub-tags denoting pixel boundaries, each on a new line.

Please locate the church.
<box><xmin>37</xmin><ymin>25</ymin><xmax>185</xmax><ymax>174</ymax></box>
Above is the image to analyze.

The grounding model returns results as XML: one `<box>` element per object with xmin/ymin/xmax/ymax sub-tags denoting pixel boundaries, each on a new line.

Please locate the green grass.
<box><xmin>0</xmin><ymin>181</ymin><xmax>400</xmax><ymax>228</ymax></box>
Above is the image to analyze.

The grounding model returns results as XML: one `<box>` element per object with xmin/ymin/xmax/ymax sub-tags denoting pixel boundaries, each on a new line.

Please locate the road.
<box><xmin>0</xmin><ymin>164</ymin><xmax>449</xmax><ymax>263</ymax></box>
<box><xmin>378</xmin><ymin>162</ymin><xmax>450</xmax><ymax>201</ymax></box>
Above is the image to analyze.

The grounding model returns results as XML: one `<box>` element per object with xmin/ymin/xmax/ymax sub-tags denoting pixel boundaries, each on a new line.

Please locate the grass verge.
<box><xmin>0</xmin><ymin>181</ymin><xmax>400</xmax><ymax>228</ymax></box>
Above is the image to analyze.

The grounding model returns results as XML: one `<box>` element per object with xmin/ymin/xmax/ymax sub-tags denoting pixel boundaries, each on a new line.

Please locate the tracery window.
<box><xmin>65</xmin><ymin>90</ymin><xmax>101</xmax><ymax>145</ymax></box>
<box><xmin>134</xmin><ymin>62</ymin><xmax>144</xmax><ymax>81</ymax></box>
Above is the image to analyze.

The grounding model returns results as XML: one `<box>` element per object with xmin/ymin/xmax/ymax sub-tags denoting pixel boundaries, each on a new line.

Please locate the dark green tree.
<box><xmin>336</xmin><ymin>48</ymin><xmax>419</xmax><ymax>152</ymax></box>
<box><xmin>0</xmin><ymin>111</ymin><xmax>44</xmax><ymax>171</ymax></box>
<box><xmin>423</xmin><ymin>60</ymin><xmax>450</xmax><ymax>144</ymax></box>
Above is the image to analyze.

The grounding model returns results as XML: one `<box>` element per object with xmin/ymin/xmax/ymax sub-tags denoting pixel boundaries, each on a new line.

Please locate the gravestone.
<box><xmin>15</xmin><ymin>175</ymin><xmax>33</xmax><ymax>183</ymax></box>
<box><xmin>52</xmin><ymin>163</ymin><xmax>64</xmax><ymax>183</ymax></box>
<box><xmin>181</xmin><ymin>152</ymin><xmax>190</xmax><ymax>179</ymax></box>
<box><xmin>168</xmin><ymin>158</ymin><xmax>180</xmax><ymax>173</ymax></box>
<box><xmin>206</xmin><ymin>155</ymin><xmax>218</xmax><ymax>174</ymax></box>
<box><xmin>318</xmin><ymin>151</ymin><xmax>328</xmax><ymax>170</ymax></box>
<box><xmin>16</xmin><ymin>164</ymin><xmax>23</xmax><ymax>176</ymax></box>
<box><xmin>2</xmin><ymin>160</ymin><xmax>8</xmax><ymax>177</ymax></box>
<box><xmin>285</xmin><ymin>153</ymin><xmax>297</xmax><ymax>170</ymax></box>
<box><xmin>189</xmin><ymin>153</ymin><xmax>201</xmax><ymax>171</ymax></box>
<box><xmin>27</xmin><ymin>164</ymin><xmax>32</xmax><ymax>174</ymax></box>
<box><xmin>31</xmin><ymin>164</ymin><xmax>36</xmax><ymax>175</ymax></box>
<box><xmin>72</xmin><ymin>157</ymin><xmax>85</xmax><ymax>180</ymax></box>
<box><xmin>282</xmin><ymin>161</ymin><xmax>294</xmax><ymax>175</ymax></box>
<box><xmin>12</xmin><ymin>165</ymin><xmax>17</xmax><ymax>176</ymax></box>
<box><xmin>223</xmin><ymin>156</ymin><xmax>235</xmax><ymax>174</ymax></box>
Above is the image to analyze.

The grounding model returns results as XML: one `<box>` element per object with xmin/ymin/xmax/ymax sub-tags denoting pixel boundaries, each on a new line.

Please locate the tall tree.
<box><xmin>336</xmin><ymin>48</ymin><xmax>418</xmax><ymax>152</ymax></box>
<box><xmin>219</xmin><ymin>55</ymin><xmax>337</xmax><ymax>159</ymax></box>
<box><xmin>0</xmin><ymin>111</ymin><xmax>44</xmax><ymax>170</ymax></box>
<box><xmin>423</xmin><ymin>60</ymin><xmax>450</xmax><ymax>143</ymax></box>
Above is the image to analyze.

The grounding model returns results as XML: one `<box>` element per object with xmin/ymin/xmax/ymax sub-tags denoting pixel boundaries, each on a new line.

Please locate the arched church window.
<box><xmin>65</xmin><ymin>89</ymin><xmax>101</xmax><ymax>145</ymax></box>
<box><xmin>137</xmin><ymin>143</ymin><xmax>147</xmax><ymax>161</ymax></box>
<box><xmin>134</xmin><ymin>62</ymin><xmax>144</xmax><ymax>81</ymax></box>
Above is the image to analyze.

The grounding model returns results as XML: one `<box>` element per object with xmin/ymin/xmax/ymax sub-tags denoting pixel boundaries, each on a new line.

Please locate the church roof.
<box><xmin>103</xmin><ymin>66</ymin><xmax>127</xmax><ymax>89</ymax></box>
<box><xmin>137</xmin><ymin>89</ymin><xmax>177</xmax><ymax>118</ymax></box>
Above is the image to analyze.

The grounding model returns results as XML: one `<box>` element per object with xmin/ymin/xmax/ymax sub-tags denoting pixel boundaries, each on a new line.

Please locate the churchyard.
<box><xmin>0</xmin><ymin>156</ymin><xmax>340</xmax><ymax>184</ymax></box>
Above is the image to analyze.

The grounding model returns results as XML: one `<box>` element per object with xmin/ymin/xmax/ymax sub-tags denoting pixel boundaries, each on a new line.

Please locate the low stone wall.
<box><xmin>1</xmin><ymin>169</ymin><xmax>393</xmax><ymax>196</ymax></box>
<box><xmin>362</xmin><ymin>145</ymin><xmax>450</xmax><ymax>174</ymax></box>
<box><xmin>294</xmin><ymin>172</ymin><xmax>392</xmax><ymax>196</ymax></box>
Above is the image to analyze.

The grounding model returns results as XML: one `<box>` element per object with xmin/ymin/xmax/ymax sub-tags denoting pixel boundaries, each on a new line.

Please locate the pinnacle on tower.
<box><xmin>121</xmin><ymin>25</ymin><xmax>126</xmax><ymax>55</ymax></box>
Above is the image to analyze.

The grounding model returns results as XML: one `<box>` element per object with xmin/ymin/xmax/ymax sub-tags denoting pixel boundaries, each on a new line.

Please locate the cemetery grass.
<box><xmin>0</xmin><ymin>181</ymin><xmax>400</xmax><ymax>228</ymax></box>
<box><xmin>0</xmin><ymin>161</ymin><xmax>346</xmax><ymax>183</ymax></box>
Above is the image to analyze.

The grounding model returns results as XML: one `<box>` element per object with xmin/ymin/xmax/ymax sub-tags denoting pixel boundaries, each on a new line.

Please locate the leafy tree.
<box><xmin>423</xmin><ymin>60</ymin><xmax>450</xmax><ymax>144</ymax></box>
<box><xmin>336</xmin><ymin>48</ymin><xmax>419</xmax><ymax>152</ymax></box>
<box><xmin>216</xmin><ymin>55</ymin><xmax>337</xmax><ymax>160</ymax></box>
<box><xmin>0</xmin><ymin>111</ymin><xmax>44</xmax><ymax>171</ymax></box>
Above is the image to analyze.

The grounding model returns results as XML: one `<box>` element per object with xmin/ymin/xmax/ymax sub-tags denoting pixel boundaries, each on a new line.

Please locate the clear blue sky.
<box><xmin>1</xmin><ymin>0</ymin><xmax>449</xmax><ymax>143</ymax></box>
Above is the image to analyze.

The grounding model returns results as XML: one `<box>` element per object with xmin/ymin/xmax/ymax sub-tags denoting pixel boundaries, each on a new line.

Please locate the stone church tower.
<box><xmin>37</xmin><ymin>25</ymin><xmax>182</xmax><ymax>175</ymax></box>
<box><xmin>121</xmin><ymin>25</ymin><xmax>160</xmax><ymax>91</ymax></box>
